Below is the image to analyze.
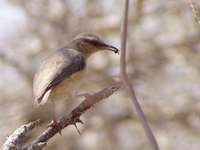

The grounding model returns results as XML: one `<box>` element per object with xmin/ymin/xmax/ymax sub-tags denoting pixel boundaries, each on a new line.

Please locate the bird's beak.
<box><xmin>106</xmin><ymin>45</ymin><xmax>119</xmax><ymax>54</ymax></box>
<box><xmin>100</xmin><ymin>42</ymin><xmax>119</xmax><ymax>54</ymax></box>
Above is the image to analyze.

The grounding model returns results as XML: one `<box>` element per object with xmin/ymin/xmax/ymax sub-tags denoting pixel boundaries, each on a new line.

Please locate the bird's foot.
<box><xmin>48</xmin><ymin>119</ymin><xmax>62</xmax><ymax>135</ymax></box>
<box><xmin>72</xmin><ymin>117</ymin><xmax>84</xmax><ymax>135</ymax></box>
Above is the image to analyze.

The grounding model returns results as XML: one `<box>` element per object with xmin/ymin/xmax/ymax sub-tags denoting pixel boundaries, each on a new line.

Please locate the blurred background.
<box><xmin>1</xmin><ymin>0</ymin><xmax>200</xmax><ymax>149</ymax></box>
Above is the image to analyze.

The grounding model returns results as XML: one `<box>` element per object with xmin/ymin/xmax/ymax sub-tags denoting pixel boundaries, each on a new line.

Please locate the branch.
<box><xmin>188</xmin><ymin>0</ymin><xmax>200</xmax><ymax>25</ymax></box>
<box><xmin>2</xmin><ymin>83</ymin><xmax>120</xmax><ymax>150</ymax></box>
<box><xmin>2</xmin><ymin>120</ymin><xmax>41</xmax><ymax>150</ymax></box>
<box><xmin>120</xmin><ymin>0</ymin><xmax>159</xmax><ymax>149</ymax></box>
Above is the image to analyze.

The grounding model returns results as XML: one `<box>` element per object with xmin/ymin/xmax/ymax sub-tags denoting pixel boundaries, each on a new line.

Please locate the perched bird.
<box><xmin>33</xmin><ymin>33</ymin><xmax>119</xmax><ymax>131</ymax></box>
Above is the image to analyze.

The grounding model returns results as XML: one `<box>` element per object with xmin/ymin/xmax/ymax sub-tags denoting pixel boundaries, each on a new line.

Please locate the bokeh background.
<box><xmin>1</xmin><ymin>0</ymin><xmax>200</xmax><ymax>149</ymax></box>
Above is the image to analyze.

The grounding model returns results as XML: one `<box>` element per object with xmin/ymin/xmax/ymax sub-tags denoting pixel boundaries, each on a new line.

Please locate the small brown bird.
<box><xmin>33</xmin><ymin>33</ymin><xmax>119</xmax><ymax>131</ymax></box>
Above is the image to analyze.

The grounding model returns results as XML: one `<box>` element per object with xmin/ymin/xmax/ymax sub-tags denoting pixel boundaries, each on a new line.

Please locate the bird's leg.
<box><xmin>48</xmin><ymin>100</ymin><xmax>62</xmax><ymax>135</ymax></box>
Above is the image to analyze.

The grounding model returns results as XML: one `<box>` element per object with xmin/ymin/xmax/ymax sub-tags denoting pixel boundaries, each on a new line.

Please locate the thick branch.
<box><xmin>21</xmin><ymin>83</ymin><xmax>120</xmax><ymax>150</ymax></box>
<box><xmin>120</xmin><ymin>0</ymin><xmax>159</xmax><ymax>149</ymax></box>
<box><xmin>2</xmin><ymin>120</ymin><xmax>41</xmax><ymax>150</ymax></box>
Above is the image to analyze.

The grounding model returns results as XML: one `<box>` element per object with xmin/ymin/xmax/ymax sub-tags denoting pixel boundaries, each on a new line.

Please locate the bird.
<box><xmin>33</xmin><ymin>33</ymin><xmax>119</xmax><ymax>133</ymax></box>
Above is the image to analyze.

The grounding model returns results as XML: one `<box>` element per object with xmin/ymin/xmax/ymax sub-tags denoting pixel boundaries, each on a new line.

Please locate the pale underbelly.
<box><xmin>49</xmin><ymin>71</ymin><xmax>83</xmax><ymax>102</ymax></box>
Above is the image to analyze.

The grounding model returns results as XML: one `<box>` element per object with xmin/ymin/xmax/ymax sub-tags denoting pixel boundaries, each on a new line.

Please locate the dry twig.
<box><xmin>120</xmin><ymin>0</ymin><xmax>159</xmax><ymax>149</ymax></box>
<box><xmin>2</xmin><ymin>120</ymin><xmax>41</xmax><ymax>150</ymax></box>
<box><xmin>2</xmin><ymin>83</ymin><xmax>120</xmax><ymax>150</ymax></box>
<box><xmin>188</xmin><ymin>0</ymin><xmax>200</xmax><ymax>25</ymax></box>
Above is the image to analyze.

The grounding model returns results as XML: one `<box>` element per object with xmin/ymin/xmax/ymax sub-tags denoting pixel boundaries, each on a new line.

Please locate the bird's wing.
<box><xmin>33</xmin><ymin>48</ymin><xmax>86</xmax><ymax>105</ymax></box>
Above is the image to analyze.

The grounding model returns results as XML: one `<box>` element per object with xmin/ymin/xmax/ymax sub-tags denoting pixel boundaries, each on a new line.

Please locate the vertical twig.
<box><xmin>188</xmin><ymin>0</ymin><xmax>200</xmax><ymax>25</ymax></box>
<box><xmin>120</xmin><ymin>0</ymin><xmax>159</xmax><ymax>149</ymax></box>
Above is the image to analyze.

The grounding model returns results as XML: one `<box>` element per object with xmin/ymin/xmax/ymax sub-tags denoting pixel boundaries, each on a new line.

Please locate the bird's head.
<box><xmin>69</xmin><ymin>33</ymin><xmax>119</xmax><ymax>57</ymax></box>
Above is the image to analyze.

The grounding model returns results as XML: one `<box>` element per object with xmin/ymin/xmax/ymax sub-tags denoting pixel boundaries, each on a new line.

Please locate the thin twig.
<box><xmin>120</xmin><ymin>0</ymin><xmax>159</xmax><ymax>149</ymax></box>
